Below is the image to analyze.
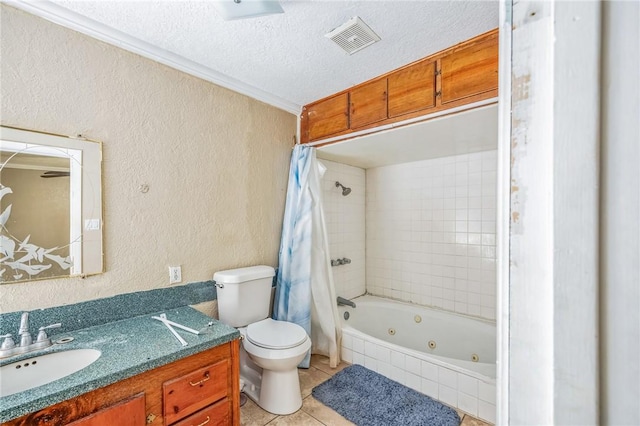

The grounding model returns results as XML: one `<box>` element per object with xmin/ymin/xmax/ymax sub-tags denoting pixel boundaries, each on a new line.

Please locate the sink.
<box><xmin>0</xmin><ymin>349</ymin><xmax>101</xmax><ymax>397</ymax></box>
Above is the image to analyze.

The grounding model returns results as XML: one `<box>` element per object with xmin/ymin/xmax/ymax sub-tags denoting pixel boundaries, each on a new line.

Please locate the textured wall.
<box><xmin>366</xmin><ymin>151</ymin><xmax>497</xmax><ymax>320</ymax></box>
<box><xmin>319</xmin><ymin>160</ymin><xmax>366</xmax><ymax>300</ymax></box>
<box><xmin>0</xmin><ymin>5</ymin><xmax>296</xmax><ymax>312</ymax></box>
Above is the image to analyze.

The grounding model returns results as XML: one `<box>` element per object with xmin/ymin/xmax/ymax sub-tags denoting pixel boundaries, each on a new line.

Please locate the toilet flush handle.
<box><xmin>213</xmin><ymin>280</ymin><xmax>224</xmax><ymax>289</ymax></box>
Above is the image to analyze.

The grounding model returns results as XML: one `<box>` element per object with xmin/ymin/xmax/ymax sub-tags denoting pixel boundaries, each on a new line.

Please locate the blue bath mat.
<box><xmin>312</xmin><ymin>364</ymin><xmax>460</xmax><ymax>426</ymax></box>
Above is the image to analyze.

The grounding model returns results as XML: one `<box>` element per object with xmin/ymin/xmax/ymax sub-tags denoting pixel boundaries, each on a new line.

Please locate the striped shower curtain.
<box><xmin>273</xmin><ymin>144</ymin><xmax>341</xmax><ymax>368</ymax></box>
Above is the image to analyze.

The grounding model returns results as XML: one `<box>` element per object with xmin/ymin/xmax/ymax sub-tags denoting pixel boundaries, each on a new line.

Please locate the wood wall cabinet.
<box><xmin>350</xmin><ymin>78</ymin><xmax>388</xmax><ymax>129</ymax></box>
<box><xmin>3</xmin><ymin>341</ymin><xmax>240</xmax><ymax>426</ymax></box>
<box><xmin>440</xmin><ymin>31</ymin><xmax>499</xmax><ymax>105</ymax></box>
<box><xmin>388</xmin><ymin>60</ymin><xmax>437</xmax><ymax>118</ymax></box>
<box><xmin>300</xmin><ymin>28</ymin><xmax>498</xmax><ymax>144</ymax></box>
<box><xmin>304</xmin><ymin>93</ymin><xmax>349</xmax><ymax>141</ymax></box>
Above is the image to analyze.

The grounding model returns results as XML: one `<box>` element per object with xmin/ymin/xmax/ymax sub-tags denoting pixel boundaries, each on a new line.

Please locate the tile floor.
<box><xmin>240</xmin><ymin>354</ymin><xmax>493</xmax><ymax>426</ymax></box>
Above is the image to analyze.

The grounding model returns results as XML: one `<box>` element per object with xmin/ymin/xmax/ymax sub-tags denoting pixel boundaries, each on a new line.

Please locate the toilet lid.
<box><xmin>246</xmin><ymin>319</ymin><xmax>308</xmax><ymax>349</ymax></box>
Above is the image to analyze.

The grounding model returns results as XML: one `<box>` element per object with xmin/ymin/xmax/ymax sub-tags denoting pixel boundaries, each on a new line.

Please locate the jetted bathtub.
<box><xmin>338</xmin><ymin>295</ymin><xmax>497</xmax><ymax>423</ymax></box>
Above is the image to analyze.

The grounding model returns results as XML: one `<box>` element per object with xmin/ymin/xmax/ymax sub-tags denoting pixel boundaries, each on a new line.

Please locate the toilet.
<box><xmin>214</xmin><ymin>265</ymin><xmax>311</xmax><ymax>415</ymax></box>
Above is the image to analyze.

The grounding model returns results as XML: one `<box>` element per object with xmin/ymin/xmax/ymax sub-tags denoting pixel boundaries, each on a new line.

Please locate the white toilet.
<box><xmin>214</xmin><ymin>265</ymin><xmax>311</xmax><ymax>415</ymax></box>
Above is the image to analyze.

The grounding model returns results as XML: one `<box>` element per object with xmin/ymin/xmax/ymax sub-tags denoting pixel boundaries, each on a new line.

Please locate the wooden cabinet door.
<box><xmin>305</xmin><ymin>93</ymin><xmax>349</xmax><ymax>141</ymax></box>
<box><xmin>388</xmin><ymin>61</ymin><xmax>436</xmax><ymax>118</ymax></box>
<box><xmin>440</xmin><ymin>33</ymin><xmax>499</xmax><ymax>104</ymax></box>
<box><xmin>68</xmin><ymin>394</ymin><xmax>145</xmax><ymax>426</ymax></box>
<box><xmin>350</xmin><ymin>78</ymin><xmax>388</xmax><ymax>129</ymax></box>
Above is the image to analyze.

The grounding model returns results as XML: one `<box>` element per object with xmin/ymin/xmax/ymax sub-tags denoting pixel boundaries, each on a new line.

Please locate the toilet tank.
<box><xmin>214</xmin><ymin>265</ymin><xmax>276</xmax><ymax>328</ymax></box>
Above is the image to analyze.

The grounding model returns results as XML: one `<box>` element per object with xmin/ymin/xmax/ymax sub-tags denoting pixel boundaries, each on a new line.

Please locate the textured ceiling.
<box><xmin>10</xmin><ymin>1</ymin><xmax>498</xmax><ymax>113</ymax></box>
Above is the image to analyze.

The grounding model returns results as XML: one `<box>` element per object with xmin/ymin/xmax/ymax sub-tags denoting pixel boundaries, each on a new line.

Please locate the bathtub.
<box><xmin>338</xmin><ymin>295</ymin><xmax>496</xmax><ymax>423</ymax></box>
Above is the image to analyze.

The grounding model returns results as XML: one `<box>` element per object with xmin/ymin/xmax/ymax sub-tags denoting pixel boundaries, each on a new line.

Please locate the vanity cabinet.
<box><xmin>300</xmin><ymin>28</ymin><xmax>498</xmax><ymax>144</ymax></box>
<box><xmin>2</xmin><ymin>340</ymin><xmax>240</xmax><ymax>426</ymax></box>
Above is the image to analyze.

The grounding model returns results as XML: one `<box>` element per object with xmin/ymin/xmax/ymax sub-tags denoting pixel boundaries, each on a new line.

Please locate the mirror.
<box><xmin>0</xmin><ymin>126</ymin><xmax>103</xmax><ymax>283</ymax></box>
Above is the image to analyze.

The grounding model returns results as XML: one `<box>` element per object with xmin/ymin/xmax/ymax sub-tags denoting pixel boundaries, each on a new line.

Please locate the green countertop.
<box><xmin>0</xmin><ymin>306</ymin><xmax>239</xmax><ymax>422</ymax></box>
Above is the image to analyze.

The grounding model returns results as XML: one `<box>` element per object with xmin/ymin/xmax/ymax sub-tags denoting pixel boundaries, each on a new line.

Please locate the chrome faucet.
<box><xmin>19</xmin><ymin>312</ymin><xmax>32</xmax><ymax>347</ymax></box>
<box><xmin>0</xmin><ymin>312</ymin><xmax>61</xmax><ymax>359</ymax></box>
<box><xmin>337</xmin><ymin>296</ymin><xmax>356</xmax><ymax>308</ymax></box>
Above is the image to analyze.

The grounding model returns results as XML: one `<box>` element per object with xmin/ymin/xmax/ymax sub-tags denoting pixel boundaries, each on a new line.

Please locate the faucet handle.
<box><xmin>36</xmin><ymin>323</ymin><xmax>62</xmax><ymax>342</ymax></box>
<box><xmin>0</xmin><ymin>334</ymin><xmax>15</xmax><ymax>350</ymax></box>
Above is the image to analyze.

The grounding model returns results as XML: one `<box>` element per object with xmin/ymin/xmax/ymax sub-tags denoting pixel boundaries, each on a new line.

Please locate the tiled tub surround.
<box><xmin>320</xmin><ymin>160</ymin><xmax>366</xmax><ymax>300</ymax></box>
<box><xmin>366</xmin><ymin>150</ymin><xmax>498</xmax><ymax>320</ymax></box>
<box><xmin>339</xmin><ymin>295</ymin><xmax>496</xmax><ymax>424</ymax></box>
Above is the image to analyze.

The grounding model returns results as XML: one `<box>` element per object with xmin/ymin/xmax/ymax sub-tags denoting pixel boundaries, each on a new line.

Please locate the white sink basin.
<box><xmin>0</xmin><ymin>349</ymin><xmax>101</xmax><ymax>397</ymax></box>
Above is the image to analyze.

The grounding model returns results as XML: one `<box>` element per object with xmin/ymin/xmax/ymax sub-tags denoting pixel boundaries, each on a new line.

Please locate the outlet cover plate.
<box><xmin>169</xmin><ymin>266</ymin><xmax>182</xmax><ymax>284</ymax></box>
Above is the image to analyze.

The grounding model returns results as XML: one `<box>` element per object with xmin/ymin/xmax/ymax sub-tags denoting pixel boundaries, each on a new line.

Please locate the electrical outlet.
<box><xmin>169</xmin><ymin>266</ymin><xmax>182</xmax><ymax>284</ymax></box>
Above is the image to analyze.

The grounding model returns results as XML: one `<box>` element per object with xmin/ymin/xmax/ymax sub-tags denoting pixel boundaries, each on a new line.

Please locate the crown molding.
<box><xmin>4</xmin><ymin>0</ymin><xmax>302</xmax><ymax>115</ymax></box>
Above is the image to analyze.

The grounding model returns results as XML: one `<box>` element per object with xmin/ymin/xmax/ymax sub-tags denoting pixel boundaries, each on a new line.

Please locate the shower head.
<box><xmin>335</xmin><ymin>181</ymin><xmax>351</xmax><ymax>196</ymax></box>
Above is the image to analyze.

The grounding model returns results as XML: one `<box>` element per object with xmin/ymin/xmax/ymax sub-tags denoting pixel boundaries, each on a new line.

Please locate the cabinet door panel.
<box><xmin>163</xmin><ymin>359</ymin><xmax>229</xmax><ymax>425</ymax></box>
<box><xmin>68</xmin><ymin>394</ymin><xmax>145</xmax><ymax>426</ymax></box>
<box><xmin>441</xmin><ymin>34</ymin><xmax>498</xmax><ymax>104</ymax></box>
<box><xmin>350</xmin><ymin>79</ymin><xmax>388</xmax><ymax>129</ymax></box>
<box><xmin>172</xmin><ymin>398</ymin><xmax>230</xmax><ymax>426</ymax></box>
<box><xmin>388</xmin><ymin>61</ymin><xmax>436</xmax><ymax>117</ymax></box>
<box><xmin>306</xmin><ymin>94</ymin><xmax>349</xmax><ymax>141</ymax></box>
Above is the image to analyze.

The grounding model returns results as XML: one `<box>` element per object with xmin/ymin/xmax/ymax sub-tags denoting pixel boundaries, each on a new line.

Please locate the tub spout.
<box><xmin>337</xmin><ymin>297</ymin><xmax>356</xmax><ymax>308</ymax></box>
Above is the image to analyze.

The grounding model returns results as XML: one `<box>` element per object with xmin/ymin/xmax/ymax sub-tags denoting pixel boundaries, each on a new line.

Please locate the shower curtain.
<box><xmin>273</xmin><ymin>144</ymin><xmax>342</xmax><ymax>368</ymax></box>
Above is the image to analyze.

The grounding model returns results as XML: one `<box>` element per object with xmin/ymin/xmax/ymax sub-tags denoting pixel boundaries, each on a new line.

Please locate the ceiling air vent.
<box><xmin>325</xmin><ymin>16</ymin><xmax>381</xmax><ymax>55</ymax></box>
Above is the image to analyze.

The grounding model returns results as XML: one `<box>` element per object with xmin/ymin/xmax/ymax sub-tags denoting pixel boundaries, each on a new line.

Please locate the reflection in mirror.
<box><xmin>0</xmin><ymin>126</ymin><xmax>103</xmax><ymax>283</ymax></box>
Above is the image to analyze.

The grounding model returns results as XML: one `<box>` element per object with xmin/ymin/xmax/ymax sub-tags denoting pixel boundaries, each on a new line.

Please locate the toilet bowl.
<box><xmin>241</xmin><ymin>318</ymin><xmax>311</xmax><ymax>414</ymax></box>
<box><xmin>213</xmin><ymin>265</ymin><xmax>311</xmax><ymax>416</ymax></box>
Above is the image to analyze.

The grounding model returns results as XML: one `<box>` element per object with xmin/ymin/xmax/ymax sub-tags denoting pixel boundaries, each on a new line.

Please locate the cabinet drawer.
<box><xmin>171</xmin><ymin>399</ymin><xmax>230</xmax><ymax>426</ymax></box>
<box><xmin>163</xmin><ymin>359</ymin><xmax>229</xmax><ymax>425</ymax></box>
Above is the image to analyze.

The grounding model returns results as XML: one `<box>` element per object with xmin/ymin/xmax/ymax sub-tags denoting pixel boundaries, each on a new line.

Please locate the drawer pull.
<box><xmin>189</xmin><ymin>372</ymin><xmax>210</xmax><ymax>387</ymax></box>
<box><xmin>196</xmin><ymin>416</ymin><xmax>210</xmax><ymax>426</ymax></box>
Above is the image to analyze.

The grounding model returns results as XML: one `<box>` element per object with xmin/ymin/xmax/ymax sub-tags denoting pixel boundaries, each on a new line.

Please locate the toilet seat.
<box><xmin>247</xmin><ymin>318</ymin><xmax>307</xmax><ymax>349</ymax></box>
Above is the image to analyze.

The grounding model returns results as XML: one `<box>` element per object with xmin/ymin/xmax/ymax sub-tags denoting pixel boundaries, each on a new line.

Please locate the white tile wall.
<box><xmin>342</xmin><ymin>330</ymin><xmax>497</xmax><ymax>424</ymax></box>
<box><xmin>366</xmin><ymin>150</ymin><xmax>498</xmax><ymax>320</ymax></box>
<box><xmin>320</xmin><ymin>160</ymin><xmax>366</xmax><ymax>300</ymax></box>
